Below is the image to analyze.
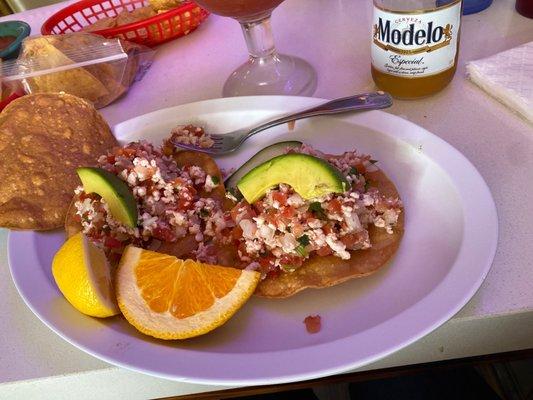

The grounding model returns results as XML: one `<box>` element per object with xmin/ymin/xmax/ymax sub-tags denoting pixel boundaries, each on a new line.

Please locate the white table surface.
<box><xmin>1</xmin><ymin>0</ymin><xmax>533</xmax><ymax>398</ymax></box>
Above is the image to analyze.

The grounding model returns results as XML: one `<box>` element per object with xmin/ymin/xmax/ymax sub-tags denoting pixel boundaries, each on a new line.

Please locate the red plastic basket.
<box><xmin>41</xmin><ymin>0</ymin><xmax>209</xmax><ymax>47</ymax></box>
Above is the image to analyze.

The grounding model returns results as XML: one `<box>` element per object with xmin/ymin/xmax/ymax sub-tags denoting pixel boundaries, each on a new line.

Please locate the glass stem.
<box><xmin>240</xmin><ymin>16</ymin><xmax>278</xmax><ymax>59</ymax></box>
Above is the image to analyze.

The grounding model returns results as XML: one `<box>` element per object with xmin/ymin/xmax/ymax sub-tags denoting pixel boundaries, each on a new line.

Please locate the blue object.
<box><xmin>463</xmin><ymin>0</ymin><xmax>493</xmax><ymax>14</ymax></box>
<box><xmin>0</xmin><ymin>21</ymin><xmax>31</xmax><ymax>60</ymax></box>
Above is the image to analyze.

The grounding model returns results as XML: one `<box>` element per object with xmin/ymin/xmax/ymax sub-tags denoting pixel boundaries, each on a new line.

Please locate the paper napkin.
<box><xmin>467</xmin><ymin>41</ymin><xmax>533</xmax><ymax>124</ymax></box>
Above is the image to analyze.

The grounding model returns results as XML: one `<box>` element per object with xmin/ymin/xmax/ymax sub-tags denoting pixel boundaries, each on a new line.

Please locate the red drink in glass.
<box><xmin>194</xmin><ymin>0</ymin><xmax>316</xmax><ymax>96</ymax></box>
<box><xmin>516</xmin><ymin>0</ymin><xmax>533</xmax><ymax>18</ymax></box>
<box><xmin>194</xmin><ymin>0</ymin><xmax>284</xmax><ymax>21</ymax></box>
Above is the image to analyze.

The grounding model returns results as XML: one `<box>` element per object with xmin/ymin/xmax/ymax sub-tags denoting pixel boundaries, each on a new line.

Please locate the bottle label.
<box><xmin>371</xmin><ymin>0</ymin><xmax>462</xmax><ymax>78</ymax></box>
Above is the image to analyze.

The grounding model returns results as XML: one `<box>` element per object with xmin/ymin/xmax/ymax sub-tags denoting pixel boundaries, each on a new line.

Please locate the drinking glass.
<box><xmin>193</xmin><ymin>0</ymin><xmax>317</xmax><ymax>97</ymax></box>
<box><xmin>516</xmin><ymin>0</ymin><xmax>533</xmax><ymax>18</ymax></box>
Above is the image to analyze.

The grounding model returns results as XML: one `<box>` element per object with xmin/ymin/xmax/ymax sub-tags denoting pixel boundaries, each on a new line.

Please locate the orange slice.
<box><xmin>116</xmin><ymin>246</ymin><xmax>260</xmax><ymax>340</ymax></box>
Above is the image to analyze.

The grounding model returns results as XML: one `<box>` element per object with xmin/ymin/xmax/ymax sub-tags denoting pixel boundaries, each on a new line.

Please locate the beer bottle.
<box><xmin>371</xmin><ymin>0</ymin><xmax>463</xmax><ymax>99</ymax></box>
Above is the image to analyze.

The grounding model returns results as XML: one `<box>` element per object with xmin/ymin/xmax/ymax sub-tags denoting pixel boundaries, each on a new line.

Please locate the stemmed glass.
<box><xmin>193</xmin><ymin>0</ymin><xmax>317</xmax><ymax>97</ymax></box>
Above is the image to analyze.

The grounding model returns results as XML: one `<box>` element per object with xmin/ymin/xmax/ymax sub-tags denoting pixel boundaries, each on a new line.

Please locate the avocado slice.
<box><xmin>237</xmin><ymin>153</ymin><xmax>348</xmax><ymax>204</ymax></box>
<box><xmin>77</xmin><ymin>167</ymin><xmax>138</xmax><ymax>228</ymax></box>
<box><xmin>225</xmin><ymin>141</ymin><xmax>303</xmax><ymax>190</ymax></box>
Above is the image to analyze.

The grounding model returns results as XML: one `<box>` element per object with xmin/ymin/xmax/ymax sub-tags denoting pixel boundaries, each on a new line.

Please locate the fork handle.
<box><xmin>247</xmin><ymin>92</ymin><xmax>393</xmax><ymax>137</ymax></box>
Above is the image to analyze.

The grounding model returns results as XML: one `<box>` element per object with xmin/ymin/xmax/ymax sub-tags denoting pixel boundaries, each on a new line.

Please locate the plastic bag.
<box><xmin>0</xmin><ymin>33</ymin><xmax>155</xmax><ymax>108</ymax></box>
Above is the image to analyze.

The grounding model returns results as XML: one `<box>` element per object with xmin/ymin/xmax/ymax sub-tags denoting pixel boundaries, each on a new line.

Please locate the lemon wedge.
<box><xmin>52</xmin><ymin>233</ymin><xmax>120</xmax><ymax>318</ymax></box>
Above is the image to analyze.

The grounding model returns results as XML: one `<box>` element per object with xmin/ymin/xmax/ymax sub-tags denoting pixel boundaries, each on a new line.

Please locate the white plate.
<box><xmin>8</xmin><ymin>96</ymin><xmax>498</xmax><ymax>386</ymax></box>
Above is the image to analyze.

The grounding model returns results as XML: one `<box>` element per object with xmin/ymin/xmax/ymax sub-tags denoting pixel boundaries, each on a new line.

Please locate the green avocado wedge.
<box><xmin>237</xmin><ymin>153</ymin><xmax>349</xmax><ymax>204</ymax></box>
<box><xmin>225</xmin><ymin>141</ymin><xmax>303</xmax><ymax>191</ymax></box>
<box><xmin>76</xmin><ymin>167</ymin><xmax>138</xmax><ymax>228</ymax></box>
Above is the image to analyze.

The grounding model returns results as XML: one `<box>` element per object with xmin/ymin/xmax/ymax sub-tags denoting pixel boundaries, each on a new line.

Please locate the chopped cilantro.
<box><xmin>364</xmin><ymin>179</ymin><xmax>372</xmax><ymax>191</ymax></box>
<box><xmin>297</xmin><ymin>234</ymin><xmax>310</xmax><ymax>246</ymax></box>
<box><xmin>295</xmin><ymin>244</ymin><xmax>308</xmax><ymax>257</ymax></box>
<box><xmin>309</xmin><ymin>202</ymin><xmax>326</xmax><ymax>219</ymax></box>
<box><xmin>369</xmin><ymin>159</ymin><xmax>378</xmax><ymax>164</ymax></box>
<box><xmin>211</xmin><ymin>175</ymin><xmax>220</xmax><ymax>184</ymax></box>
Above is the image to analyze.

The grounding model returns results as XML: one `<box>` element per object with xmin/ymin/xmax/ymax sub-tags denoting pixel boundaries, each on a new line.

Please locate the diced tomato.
<box><xmin>106</xmin><ymin>155</ymin><xmax>116</xmax><ymax>164</ymax></box>
<box><xmin>117</xmin><ymin>148</ymin><xmax>136</xmax><ymax>157</ymax></box>
<box><xmin>188</xmin><ymin>186</ymin><xmax>197</xmax><ymax>197</ymax></box>
<box><xmin>316</xmin><ymin>246</ymin><xmax>332</xmax><ymax>256</ymax></box>
<box><xmin>304</xmin><ymin>315</ymin><xmax>321</xmax><ymax>334</ymax></box>
<box><xmin>258</xmin><ymin>256</ymin><xmax>275</xmax><ymax>268</ymax></box>
<box><xmin>218</xmin><ymin>227</ymin><xmax>230</xmax><ymax>240</ymax></box>
<box><xmin>172</xmin><ymin>177</ymin><xmax>186</xmax><ymax>186</ymax></box>
<box><xmin>135</xmin><ymin>166</ymin><xmax>153</xmax><ymax>180</ymax></box>
<box><xmin>177</xmin><ymin>198</ymin><xmax>192</xmax><ymax>210</ymax></box>
<box><xmin>125</xmin><ymin>148</ymin><xmax>137</xmax><ymax>157</ymax></box>
<box><xmin>327</xmin><ymin>199</ymin><xmax>342</xmax><ymax>214</ymax></box>
<box><xmin>253</xmin><ymin>201</ymin><xmax>265</xmax><ymax>214</ymax></box>
<box><xmin>291</xmin><ymin>222</ymin><xmax>304</xmax><ymax>237</ymax></box>
<box><xmin>152</xmin><ymin>226</ymin><xmax>176</xmax><ymax>242</ymax></box>
<box><xmin>230</xmin><ymin>201</ymin><xmax>256</xmax><ymax>224</ymax></box>
<box><xmin>231</xmin><ymin>225</ymin><xmax>243</xmax><ymax>241</ymax></box>
<box><xmin>78</xmin><ymin>192</ymin><xmax>99</xmax><ymax>201</ymax></box>
<box><xmin>272</xmin><ymin>191</ymin><xmax>287</xmax><ymax>206</ymax></box>
<box><xmin>354</xmin><ymin>162</ymin><xmax>366</xmax><ymax>174</ymax></box>
<box><xmin>322</xmin><ymin>223</ymin><xmax>333</xmax><ymax>235</ymax></box>
<box><xmin>237</xmin><ymin>242</ymin><xmax>249</xmax><ymax>257</ymax></box>
<box><xmin>302</xmin><ymin>211</ymin><xmax>315</xmax><ymax>221</ymax></box>
<box><xmin>280</xmin><ymin>254</ymin><xmax>304</xmax><ymax>267</ymax></box>
<box><xmin>266</xmin><ymin>268</ymin><xmax>281</xmax><ymax>279</ymax></box>
<box><xmin>264</xmin><ymin>208</ymin><xmax>278</xmax><ymax>226</ymax></box>
<box><xmin>281</xmin><ymin>206</ymin><xmax>295</xmax><ymax>219</ymax></box>
<box><xmin>341</xmin><ymin>233</ymin><xmax>363</xmax><ymax>250</ymax></box>
<box><xmin>279</xmin><ymin>217</ymin><xmax>292</xmax><ymax>229</ymax></box>
<box><xmin>104</xmin><ymin>236</ymin><xmax>123</xmax><ymax>249</ymax></box>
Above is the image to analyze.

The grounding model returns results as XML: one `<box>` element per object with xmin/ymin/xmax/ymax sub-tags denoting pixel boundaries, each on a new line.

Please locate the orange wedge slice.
<box><xmin>116</xmin><ymin>246</ymin><xmax>260</xmax><ymax>340</ymax></box>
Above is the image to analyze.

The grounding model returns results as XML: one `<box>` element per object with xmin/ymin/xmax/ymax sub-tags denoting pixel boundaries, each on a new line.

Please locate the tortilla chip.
<box><xmin>82</xmin><ymin>16</ymin><xmax>117</xmax><ymax>32</ymax></box>
<box><xmin>116</xmin><ymin>6</ymin><xmax>156</xmax><ymax>26</ymax></box>
<box><xmin>148</xmin><ymin>0</ymin><xmax>183</xmax><ymax>12</ymax></box>
<box><xmin>0</xmin><ymin>93</ymin><xmax>117</xmax><ymax>230</ymax></box>
<box><xmin>19</xmin><ymin>34</ymin><xmax>144</xmax><ymax>108</ymax></box>
<box><xmin>20</xmin><ymin>37</ymin><xmax>110</xmax><ymax>103</ymax></box>
<box><xmin>49</xmin><ymin>34</ymin><xmax>129</xmax><ymax>106</ymax></box>
<box><xmin>255</xmin><ymin>168</ymin><xmax>404</xmax><ymax>298</ymax></box>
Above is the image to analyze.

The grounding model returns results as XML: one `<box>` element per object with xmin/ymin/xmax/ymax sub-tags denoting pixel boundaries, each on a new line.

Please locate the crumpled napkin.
<box><xmin>467</xmin><ymin>41</ymin><xmax>533</xmax><ymax>124</ymax></box>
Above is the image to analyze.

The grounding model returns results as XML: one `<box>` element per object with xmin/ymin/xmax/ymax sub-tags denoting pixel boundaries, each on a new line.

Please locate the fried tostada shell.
<box><xmin>0</xmin><ymin>93</ymin><xmax>117</xmax><ymax>230</ymax></box>
<box><xmin>65</xmin><ymin>150</ymin><xmax>231</xmax><ymax>259</ymax></box>
<box><xmin>254</xmin><ymin>168</ymin><xmax>404</xmax><ymax>298</ymax></box>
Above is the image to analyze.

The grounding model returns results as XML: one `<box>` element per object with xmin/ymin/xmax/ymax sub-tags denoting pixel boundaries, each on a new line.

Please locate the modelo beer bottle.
<box><xmin>371</xmin><ymin>0</ymin><xmax>463</xmax><ymax>98</ymax></box>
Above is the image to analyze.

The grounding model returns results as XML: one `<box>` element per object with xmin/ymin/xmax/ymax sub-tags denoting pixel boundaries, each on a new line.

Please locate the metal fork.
<box><xmin>173</xmin><ymin>92</ymin><xmax>393</xmax><ymax>155</ymax></box>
